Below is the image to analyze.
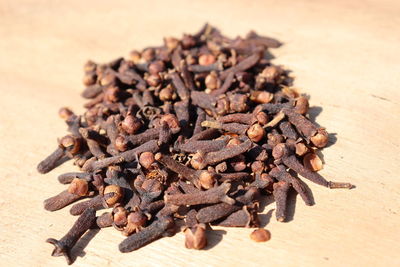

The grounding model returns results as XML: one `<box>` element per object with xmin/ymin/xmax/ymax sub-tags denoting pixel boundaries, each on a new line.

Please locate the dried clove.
<box><xmin>44</xmin><ymin>190</ymin><xmax>82</xmax><ymax>212</ymax></box>
<box><xmin>250</xmin><ymin>228</ymin><xmax>271</xmax><ymax>242</ymax></box>
<box><xmin>36</xmin><ymin>24</ymin><xmax>353</xmax><ymax>264</ymax></box>
<box><xmin>46</xmin><ymin>208</ymin><xmax>96</xmax><ymax>265</ymax></box>
<box><xmin>164</xmin><ymin>182</ymin><xmax>234</xmax><ymax>206</ymax></box>
<box><xmin>216</xmin><ymin>205</ymin><xmax>259</xmax><ymax>227</ymax></box>
<box><xmin>184</xmin><ymin>223</ymin><xmax>207</xmax><ymax>250</ymax></box>
<box><xmin>119</xmin><ymin>216</ymin><xmax>175</xmax><ymax>253</ymax></box>
<box><xmin>273</xmin><ymin>181</ymin><xmax>290</xmax><ymax>222</ymax></box>
<box><xmin>69</xmin><ymin>192</ymin><xmax>115</xmax><ymax>216</ymax></box>
<box><xmin>190</xmin><ymin>139</ymin><xmax>252</xmax><ymax>169</ymax></box>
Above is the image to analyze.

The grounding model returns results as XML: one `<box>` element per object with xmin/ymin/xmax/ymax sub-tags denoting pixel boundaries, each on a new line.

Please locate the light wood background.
<box><xmin>1</xmin><ymin>0</ymin><xmax>399</xmax><ymax>266</ymax></box>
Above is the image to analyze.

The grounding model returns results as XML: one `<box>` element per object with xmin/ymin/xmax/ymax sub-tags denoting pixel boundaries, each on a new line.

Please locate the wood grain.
<box><xmin>1</xmin><ymin>0</ymin><xmax>399</xmax><ymax>266</ymax></box>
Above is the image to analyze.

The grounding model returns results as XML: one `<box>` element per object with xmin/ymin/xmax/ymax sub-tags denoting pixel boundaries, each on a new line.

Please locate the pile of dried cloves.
<box><xmin>37</xmin><ymin>24</ymin><xmax>352</xmax><ymax>265</ymax></box>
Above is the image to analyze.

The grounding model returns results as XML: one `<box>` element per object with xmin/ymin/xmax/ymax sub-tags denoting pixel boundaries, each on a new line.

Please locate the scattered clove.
<box><xmin>184</xmin><ymin>223</ymin><xmax>207</xmax><ymax>250</ymax></box>
<box><xmin>250</xmin><ymin>228</ymin><xmax>271</xmax><ymax>242</ymax></box>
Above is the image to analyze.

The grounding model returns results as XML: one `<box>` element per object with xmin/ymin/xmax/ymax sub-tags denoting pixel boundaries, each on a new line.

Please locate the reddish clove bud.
<box><xmin>120</xmin><ymin>115</ymin><xmax>142</xmax><ymax>135</ymax></box>
<box><xmin>139</xmin><ymin>152</ymin><xmax>155</xmax><ymax>169</ymax></box>
<box><xmin>184</xmin><ymin>223</ymin><xmax>207</xmax><ymax>250</ymax></box>
<box><xmin>303</xmin><ymin>152</ymin><xmax>323</xmax><ymax>171</ymax></box>
<box><xmin>250</xmin><ymin>228</ymin><xmax>271</xmax><ymax>242</ymax></box>
<box><xmin>58</xmin><ymin>107</ymin><xmax>74</xmax><ymax>120</ymax></box>
<box><xmin>104</xmin><ymin>185</ymin><xmax>124</xmax><ymax>206</ymax></box>
<box><xmin>310</xmin><ymin>128</ymin><xmax>329</xmax><ymax>148</ymax></box>
<box><xmin>67</xmin><ymin>178</ymin><xmax>89</xmax><ymax>196</ymax></box>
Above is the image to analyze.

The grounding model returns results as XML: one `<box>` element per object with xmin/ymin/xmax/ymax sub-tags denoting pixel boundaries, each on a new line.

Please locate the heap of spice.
<box><xmin>37</xmin><ymin>24</ymin><xmax>352</xmax><ymax>265</ymax></box>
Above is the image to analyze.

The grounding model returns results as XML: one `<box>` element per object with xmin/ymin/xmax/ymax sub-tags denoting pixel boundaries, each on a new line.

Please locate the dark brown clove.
<box><xmin>58</xmin><ymin>172</ymin><xmax>92</xmax><ymax>184</ymax></box>
<box><xmin>46</xmin><ymin>208</ymin><xmax>96</xmax><ymax>265</ymax></box>
<box><xmin>279</xmin><ymin>121</ymin><xmax>298</xmax><ymax>140</ymax></box>
<box><xmin>176</xmin><ymin>137</ymin><xmax>229</xmax><ymax>153</ymax></box>
<box><xmin>187</xmin><ymin>128</ymin><xmax>220</xmax><ymax>142</ymax></box>
<box><xmin>82</xmin><ymin>140</ymin><xmax>160</xmax><ymax>172</ymax></box>
<box><xmin>184</xmin><ymin>223</ymin><xmax>207</xmax><ymax>250</ymax></box>
<box><xmin>250</xmin><ymin>228</ymin><xmax>271</xmax><ymax>242</ymax></box>
<box><xmin>170</xmin><ymin>72</ymin><xmax>190</xmax><ymax>101</ymax></box>
<box><xmin>201</xmin><ymin>120</ymin><xmax>249</xmax><ymax>135</ymax></box>
<box><xmin>273</xmin><ymin>143</ymin><xmax>352</xmax><ymax>189</ymax></box>
<box><xmin>216</xmin><ymin>206</ymin><xmax>259</xmax><ymax>227</ymax></box>
<box><xmin>69</xmin><ymin>192</ymin><xmax>116</xmax><ymax>216</ymax></box>
<box><xmin>273</xmin><ymin>181</ymin><xmax>290</xmax><ymax>222</ymax></box>
<box><xmin>44</xmin><ymin>190</ymin><xmax>82</xmax><ymax>211</ymax></box>
<box><xmin>185</xmin><ymin>209</ymin><xmax>199</xmax><ymax>228</ymax></box>
<box><xmin>37</xmin><ymin>147</ymin><xmax>65</xmax><ymax>174</ymax></box>
<box><xmin>164</xmin><ymin>182</ymin><xmax>234</xmax><ymax>206</ymax></box>
<box><xmin>173</xmin><ymin>100</ymin><xmax>190</xmax><ymax>137</ymax></box>
<box><xmin>119</xmin><ymin>216</ymin><xmax>175</xmax><ymax>253</ymax></box>
<box><xmin>282</xmin><ymin>108</ymin><xmax>328</xmax><ymax>147</ymax></box>
<box><xmin>155</xmin><ymin>153</ymin><xmax>203</xmax><ymax>187</ymax></box>
<box><xmin>270</xmin><ymin>166</ymin><xmax>313</xmax><ymax>206</ymax></box>
<box><xmin>196</xmin><ymin>203</ymin><xmax>240</xmax><ymax>223</ymax></box>
<box><xmin>196</xmin><ymin>187</ymin><xmax>259</xmax><ymax>224</ymax></box>
<box><xmin>190</xmin><ymin>139</ymin><xmax>252</xmax><ymax>169</ymax></box>
<box><xmin>220</xmin><ymin>52</ymin><xmax>261</xmax><ymax>80</ymax></box>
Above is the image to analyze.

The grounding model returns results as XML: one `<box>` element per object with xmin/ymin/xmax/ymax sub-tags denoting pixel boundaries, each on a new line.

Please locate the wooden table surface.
<box><xmin>1</xmin><ymin>0</ymin><xmax>399</xmax><ymax>266</ymax></box>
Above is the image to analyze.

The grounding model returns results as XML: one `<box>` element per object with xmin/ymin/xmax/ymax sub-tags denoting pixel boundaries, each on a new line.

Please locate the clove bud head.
<box><xmin>123</xmin><ymin>210</ymin><xmax>148</xmax><ymax>236</ymax></box>
<box><xmin>159</xmin><ymin>86</ymin><xmax>175</xmax><ymax>101</ymax></box>
<box><xmin>184</xmin><ymin>223</ymin><xmax>207</xmax><ymax>250</ymax></box>
<box><xmin>247</xmin><ymin>124</ymin><xmax>265</xmax><ymax>143</ymax></box>
<box><xmin>199</xmin><ymin>54</ymin><xmax>216</xmax><ymax>66</ymax></box>
<box><xmin>59</xmin><ymin>135</ymin><xmax>81</xmax><ymax>155</ymax></box>
<box><xmin>68</xmin><ymin>178</ymin><xmax>89</xmax><ymax>196</ymax></box>
<box><xmin>255</xmin><ymin>111</ymin><xmax>269</xmax><ymax>125</ymax></box>
<box><xmin>250</xmin><ymin>91</ymin><xmax>273</xmax><ymax>104</ymax></box>
<box><xmin>310</xmin><ymin>128</ymin><xmax>329</xmax><ymax>148</ymax></box>
<box><xmin>199</xmin><ymin>171</ymin><xmax>216</xmax><ymax>189</ymax></box>
<box><xmin>294</xmin><ymin>96</ymin><xmax>309</xmax><ymax>115</ymax></box>
<box><xmin>113</xmin><ymin>206</ymin><xmax>128</xmax><ymax>229</ymax></box>
<box><xmin>121</xmin><ymin>115</ymin><xmax>142</xmax><ymax>135</ymax></box>
<box><xmin>295</xmin><ymin>142</ymin><xmax>309</xmax><ymax>156</ymax></box>
<box><xmin>160</xmin><ymin>114</ymin><xmax>180</xmax><ymax>130</ymax></box>
<box><xmin>272</xmin><ymin>143</ymin><xmax>287</xmax><ymax>160</ymax></box>
<box><xmin>303</xmin><ymin>153</ymin><xmax>323</xmax><ymax>171</ymax></box>
<box><xmin>104</xmin><ymin>185</ymin><xmax>123</xmax><ymax>206</ymax></box>
<box><xmin>139</xmin><ymin>152</ymin><xmax>155</xmax><ymax>170</ymax></box>
<box><xmin>115</xmin><ymin>135</ymin><xmax>128</xmax><ymax>152</ymax></box>
<box><xmin>250</xmin><ymin>228</ymin><xmax>271</xmax><ymax>242</ymax></box>
<box><xmin>190</xmin><ymin>151</ymin><xmax>207</xmax><ymax>170</ymax></box>
<box><xmin>148</xmin><ymin>60</ymin><xmax>166</xmax><ymax>74</ymax></box>
<box><xmin>226</xmin><ymin>138</ymin><xmax>242</xmax><ymax>148</ymax></box>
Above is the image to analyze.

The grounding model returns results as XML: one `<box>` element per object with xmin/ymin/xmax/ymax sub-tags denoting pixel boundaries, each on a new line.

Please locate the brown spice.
<box><xmin>250</xmin><ymin>228</ymin><xmax>271</xmax><ymax>242</ymax></box>
<box><xmin>36</xmin><ymin>24</ymin><xmax>353</xmax><ymax>264</ymax></box>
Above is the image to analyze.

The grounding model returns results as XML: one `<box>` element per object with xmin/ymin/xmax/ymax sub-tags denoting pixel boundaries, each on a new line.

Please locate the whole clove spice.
<box><xmin>36</xmin><ymin>24</ymin><xmax>353</xmax><ymax>264</ymax></box>
<box><xmin>184</xmin><ymin>223</ymin><xmax>207</xmax><ymax>250</ymax></box>
<box><xmin>273</xmin><ymin>181</ymin><xmax>290</xmax><ymax>222</ymax></box>
<box><xmin>119</xmin><ymin>216</ymin><xmax>175</xmax><ymax>253</ymax></box>
<box><xmin>250</xmin><ymin>228</ymin><xmax>271</xmax><ymax>242</ymax></box>
<box><xmin>47</xmin><ymin>208</ymin><xmax>96</xmax><ymax>265</ymax></box>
